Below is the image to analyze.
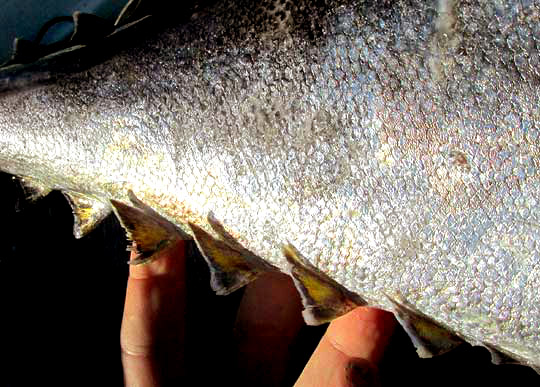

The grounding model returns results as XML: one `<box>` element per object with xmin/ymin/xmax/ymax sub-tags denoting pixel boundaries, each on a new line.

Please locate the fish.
<box><xmin>1</xmin><ymin>0</ymin><xmax>540</xmax><ymax>377</ymax></box>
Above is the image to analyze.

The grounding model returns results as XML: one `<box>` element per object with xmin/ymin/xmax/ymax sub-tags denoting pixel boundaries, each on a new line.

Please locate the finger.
<box><xmin>325</xmin><ymin>307</ymin><xmax>396</xmax><ymax>363</ymax></box>
<box><xmin>295</xmin><ymin>307</ymin><xmax>396</xmax><ymax>387</ymax></box>
<box><xmin>121</xmin><ymin>241</ymin><xmax>187</xmax><ymax>387</ymax></box>
<box><xmin>233</xmin><ymin>271</ymin><xmax>304</xmax><ymax>386</ymax></box>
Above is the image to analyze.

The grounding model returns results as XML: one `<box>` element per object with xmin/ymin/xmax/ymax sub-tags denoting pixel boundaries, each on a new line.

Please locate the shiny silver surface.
<box><xmin>1</xmin><ymin>0</ymin><xmax>539</xmax><ymax>369</ymax></box>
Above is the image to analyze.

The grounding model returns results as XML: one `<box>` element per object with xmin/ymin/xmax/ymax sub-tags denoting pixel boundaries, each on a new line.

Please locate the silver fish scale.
<box><xmin>1</xmin><ymin>0</ymin><xmax>540</xmax><ymax>366</ymax></box>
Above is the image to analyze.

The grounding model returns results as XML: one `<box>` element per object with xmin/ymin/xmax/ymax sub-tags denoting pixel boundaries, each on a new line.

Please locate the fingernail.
<box><xmin>345</xmin><ymin>358</ymin><xmax>380</xmax><ymax>387</ymax></box>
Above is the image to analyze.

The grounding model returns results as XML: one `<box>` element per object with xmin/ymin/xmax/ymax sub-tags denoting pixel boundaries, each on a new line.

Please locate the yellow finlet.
<box><xmin>64</xmin><ymin>191</ymin><xmax>111</xmax><ymax>238</ymax></box>
<box><xmin>386</xmin><ymin>294</ymin><xmax>463</xmax><ymax>358</ymax></box>
<box><xmin>189</xmin><ymin>221</ymin><xmax>275</xmax><ymax>295</ymax></box>
<box><xmin>110</xmin><ymin>191</ymin><xmax>187</xmax><ymax>265</ymax></box>
<box><xmin>283</xmin><ymin>244</ymin><xmax>366</xmax><ymax>325</ymax></box>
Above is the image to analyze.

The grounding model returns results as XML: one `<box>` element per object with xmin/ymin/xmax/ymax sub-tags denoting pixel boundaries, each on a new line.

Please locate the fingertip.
<box><xmin>326</xmin><ymin>307</ymin><xmax>396</xmax><ymax>364</ymax></box>
<box><xmin>295</xmin><ymin>307</ymin><xmax>395</xmax><ymax>386</ymax></box>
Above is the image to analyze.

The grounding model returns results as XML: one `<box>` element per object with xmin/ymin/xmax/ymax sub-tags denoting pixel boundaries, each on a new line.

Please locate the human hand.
<box><xmin>120</xmin><ymin>240</ymin><xmax>396</xmax><ymax>386</ymax></box>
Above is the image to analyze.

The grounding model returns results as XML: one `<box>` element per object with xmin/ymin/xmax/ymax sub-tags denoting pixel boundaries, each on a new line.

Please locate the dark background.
<box><xmin>1</xmin><ymin>171</ymin><xmax>539</xmax><ymax>386</ymax></box>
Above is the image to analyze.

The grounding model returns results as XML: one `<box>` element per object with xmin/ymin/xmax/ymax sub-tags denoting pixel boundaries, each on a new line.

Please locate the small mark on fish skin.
<box><xmin>448</xmin><ymin>150</ymin><xmax>471</xmax><ymax>172</ymax></box>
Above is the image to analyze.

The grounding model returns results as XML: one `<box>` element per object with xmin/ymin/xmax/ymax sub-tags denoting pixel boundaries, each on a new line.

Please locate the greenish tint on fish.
<box><xmin>1</xmin><ymin>0</ymin><xmax>540</xmax><ymax>372</ymax></box>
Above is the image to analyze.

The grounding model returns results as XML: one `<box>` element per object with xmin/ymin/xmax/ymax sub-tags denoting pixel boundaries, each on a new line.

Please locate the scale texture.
<box><xmin>1</xmin><ymin>0</ymin><xmax>539</xmax><ymax>369</ymax></box>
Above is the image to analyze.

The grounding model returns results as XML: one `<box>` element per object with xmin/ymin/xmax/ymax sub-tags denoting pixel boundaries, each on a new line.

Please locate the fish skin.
<box><xmin>1</xmin><ymin>0</ymin><xmax>540</xmax><ymax>371</ymax></box>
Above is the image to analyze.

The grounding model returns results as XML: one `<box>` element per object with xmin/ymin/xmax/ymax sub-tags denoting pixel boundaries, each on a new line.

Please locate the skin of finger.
<box><xmin>326</xmin><ymin>307</ymin><xmax>396</xmax><ymax>363</ymax></box>
<box><xmin>121</xmin><ymin>352</ymin><xmax>161</xmax><ymax>387</ymax></box>
<box><xmin>294</xmin><ymin>307</ymin><xmax>396</xmax><ymax>387</ymax></box>
<box><xmin>121</xmin><ymin>241</ymin><xmax>187</xmax><ymax>386</ymax></box>
<box><xmin>233</xmin><ymin>271</ymin><xmax>305</xmax><ymax>386</ymax></box>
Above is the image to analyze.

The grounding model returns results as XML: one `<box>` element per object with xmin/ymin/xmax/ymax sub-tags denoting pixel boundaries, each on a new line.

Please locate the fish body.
<box><xmin>1</xmin><ymin>0</ymin><xmax>540</xmax><ymax>371</ymax></box>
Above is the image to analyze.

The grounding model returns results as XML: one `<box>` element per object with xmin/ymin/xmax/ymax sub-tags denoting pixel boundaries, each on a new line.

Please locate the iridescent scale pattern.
<box><xmin>1</xmin><ymin>0</ymin><xmax>540</xmax><ymax>367</ymax></box>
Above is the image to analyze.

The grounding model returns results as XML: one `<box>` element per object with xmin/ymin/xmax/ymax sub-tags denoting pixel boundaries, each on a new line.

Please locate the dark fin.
<box><xmin>282</xmin><ymin>244</ymin><xmax>366</xmax><ymax>325</ymax></box>
<box><xmin>115</xmin><ymin>0</ymin><xmax>152</xmax><ymax>26</ymax></box>
<box><xmin>71</xmin><ymin>12</ymin><xmax>115</xmax><ymax>45</ymax></box>
<box><xmin>0</xmin><ymin>3</ymin><xmax>154</xmax><ymax>92</ymax></box>
<box><xmin>2</xmin><ymin>16</ymin><xmax>74</xmax><ymax>68</ymax></box>
<box><xmin>4</xmin><ymin>10</ymin><xmax>118</xmax><ymax>68</ymax></box>
<box><xmin>9</xmin><ymin>38</ymin><xmax>42</xmax><ymax>65</ymax></box>
<box><xmin>111</xmin><ymin>197</ymin><xmax>186</xmax><ymax>265</ymax></box>
<box><xmin>0</xmin><ymin>0</ymin><xmax>200</xmax><ymax>93</ymax></box>
<box><xmin>189</xmin><ymin>221</ymin><xmax>274</xmax><ymax>296</ymax></box>
<box><xmin>386</xmin><ymin>295</ymin><xmax>463</xmax><ymax>357</ymax></box>
<box><xmin>17</xmin><ymin>176</ymin><xmax>52</xmax><ymax>201</ymax></box>
<box><xmin>63</xmin><ymin>192</ymin><xmax>111</xmax><ymax>238</ymax></box>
